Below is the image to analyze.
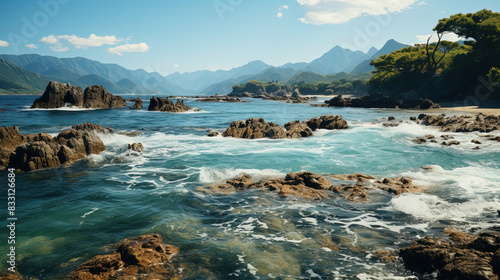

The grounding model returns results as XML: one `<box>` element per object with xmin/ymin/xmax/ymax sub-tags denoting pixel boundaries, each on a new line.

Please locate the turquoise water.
<box><xmin>1</xmin><ymin>95</ymin><xmax>500</xmax><ymax>279</ymax></box>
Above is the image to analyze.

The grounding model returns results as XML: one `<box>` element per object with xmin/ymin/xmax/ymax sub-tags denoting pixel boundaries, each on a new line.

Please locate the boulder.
<box><xmin>284</xmin><ymin>120</ymin><xmax>313</xmax><ymax>138</ymax></box>
<box><xmin>222</xmin><ymin>118</ymin><xmax>287</xmax><ymax>139</ymax></box>
<box><xmin>418</xmin><ymin>113</ymin><xmax>500</xmax><ymax>133</ymax></box>
<box><xmin>0</xmin><ymin>124</ymin><xmax>106</xmax><ymax>171</ymax></box>
<box><xmin>442</xmin><ymin>140</ymin><xmax>461</xmax><ymax>146</ymax></box>
<box><xmin>207</xmin><ymin>131</ymin><xmax>219</xmax><ymax>137</ymax></box>
<box><xmin>331</xmin><ymin>184</ymin><xmax>369</xmax><ymax>202</ymax></box>
<box><xmin>148</xmin><ymin>96</ymin><xmax>191</xmax><ymax>112</ymax></box>
<box><xmin>306</xmin><ymin>115</ymin><xmax>349</xmax><ymax>130</ymax></box>
<box><xmin>128</xmin><ymin>143</ymin><xmax>144</xmax><ymax>153</ymax></box>
<box><xmin>31</xmin><ymin>81</ymin><xmax>126</xmax><ymax>109</ymax></box>
<box><xmin>66</xmin><ymin>234</ymin><xmax>179</xmax><ymax>279</ymax></box>
<box><xmin>375</xmin><ymin>177</ymin><xmax>423</xmax><ymax>195</ymax></box>
<box><xmin>400</xmin><ymin>229</ymin><xmax>500</xmax><ymax>280</ymax></box>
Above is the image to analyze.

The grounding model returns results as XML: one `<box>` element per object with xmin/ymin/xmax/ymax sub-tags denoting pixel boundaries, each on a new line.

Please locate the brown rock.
<box><xmin>383</xmin><ymin>123</ymin><xmax>399</xmax><ymax>127</ymax></box>
<box><xmin>441</xmin><ymin>134</ymin><xmax>455</xmax><ymax>140</ymax></box>
<box><xmin>388</xmin><ymin>116</ymin><xmax>396</xmax><ymax>121</ymax></box>
<box><xmin>442</xmin><ymin>140</ymin><xmax>461</xmax><ymax>146</ymax></box>
<box><xmin>222</xmin><ymin>118</ymin><xmax>286</xmax><ymax>139</ymax></box>
<box><xmin>375</xmin><ymin>177</ymin><xmax>423</xmax><ymax>195</ymax></box>
<box><xmin>207</xmin><ymin>131</ymin><xmax>219</xmax><ymax>137</ymax></box>
<box><xmin>306</xmin><ymin>115</ymin><xmax>349</xmax><ymax>130</ymax></box>
<box><xmin>148</xmin><ymin>96</ymin><xmax>191</xmax><ymax>112</ymax></box>
<box><xmin>472</xmin><ymin>139</ymin><xmax>483</xmax><ymax>145</ymax></box>
<box><xmin>82</xmin><ymin>85</ymin><xmax>127</xmax><ymax>109</ymax></box>
<box><xmin>284</xmin><ymin>120</ymin><xmax>313</xmax><ymax>138</ymax></box>
<box><xmin>128</xmin><ymin>143</ymin><xmax>144</xmax><ymax>153</ymax></box>
<box><xmin>130</xmin><ymin>98</ymin><xmax>143</xmax><ymax>109</ymax></box>
<box><xmin>66</xmin><ymin>234</ymin><xmax>179</xmax><ymax>280</ymax></box>
<box><xmin>418</xmin><ymin>113</ymin><xmax>500</xmax><ymax>133</ymax></box>
<box><xmin>72</xmin><ymin>123</ymin><xmax>114</xmax><ymax>134</ymax></box>
<box><xmin>331</xmin><ymin>184</ymin><xmax>369</xmax><ymax>202</ymax></box>
<box><xmin>195</xmin><ymin>95</ymin><xmax>245</xmax><ymax>102</ymax></box>
<box><xmin>0</xmin><ymin>271</ymin><xmax>24</xmax><ymax>280</ymax></box>
<box><xmin>330</xmin><ymin>173</ymin><xmax>375</xmax><ymax>182</ymax></box>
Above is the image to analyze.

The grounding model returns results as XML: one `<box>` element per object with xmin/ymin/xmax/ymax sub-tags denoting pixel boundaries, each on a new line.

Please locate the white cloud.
<box><xmin>416</xmin><ymin>32</ymin><xmax>462</xmax><ymax>43</ymax></box>
<box><xmin>277</xmin><ymin>12</ymin><xmax>283</xmax><ymax>17</ymax></box>
<box><xmin>279</xmin><ymin>5</ymin><xmax>289</xmax><ymax>10</ymax></box>
<box><xmin>174</xmin><ymin>64</ymin><xmax>180</xmax><ymax>68</ymax></box>
<box><xmin>25</xmin><ymin>44</ymin><xmax>38</xmax><ymax>49</ymax></box>
<box><xmin>417</xmin><ymin>1</ymin><xmax>427</xmax><ymax>6</ymax></box>
<box><xmin>40</xmin><ymin>35</ymin><xmax>59</xmax><ymax>44</ymax></box>
<box><xmin>50</xmin><ymin>44</ymin><xmax>69</xmax><ymax>52</ymax></box>
<box><xmin>297</xmin><ymin>0</ymin><xmax>419</xmax><ymax>25</ymax></box>
<box><xmin>107</xmin><ymin>43</ymin><xmax>150</xmax><ymax>56</ymax></box>
<box><xmin>0</xmin><ymin>40</ymin><xmax>10</xmax><ymax>47</ymax></box>
<box><xmin>58</xmin><ymin>34</ymin><xmax>120</xmax><ymax>49</ymax></box>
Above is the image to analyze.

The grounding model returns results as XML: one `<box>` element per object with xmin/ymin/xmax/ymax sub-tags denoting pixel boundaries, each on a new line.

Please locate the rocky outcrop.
<box><xmin>66</xmin><ymin>234</ymin><xmax>180</xmax><ymax>280</ymax></box>
<box><xmin>326</xmin><ymin>94</ymin><xmax>440</xmax><ymax>109</ymax></box>
<box><xmin>262</xmin><ymin>96</ymin><xmax>315</xmax><ymax>103</ymax></box>
<box><xmin>72</xmin><ymin>122</ymin><xmax>114</xmax><ymax>134</ymax></box>
<box><xmin>31</xmin><ymin>81</ymin><xmax>126</xmax><ymax>109</ymax></box>
<box><xmin>207</xmin><ymin>131</ymin><xmax>219</xmax><ymax>137</ymax></box>
<box><xmin>195</xmin><ymin>95</ymin><xmax>245</xmax><ymax>102</ymax></box>
<box><xmin>130</xmin><ymin>97</ymin><xmax>143</xmax><ymax>109</ymax></box>
<box><xmin>400</xmin><ymin>229</ymin><xmax>500</xmax><ymax>280</ymax></box>
<box><xmin>0</xmin><ymin>123</ymin><xmax>108</xmax><ymax>171</ymax></box>
<box><xmin>199</xmin><ymin>171</ymin><xmax>423</xmax><ymax>201</ymax></box>
<box><xmin>198</xmin><ymin>172</ymin><xmax>333</xmax><ymax>199</ymax></box>
<box><xmin>148</xmin><ymin>96</ymin><xmax>191</xmax><ymax>112</ymax></box>
<box><xmin>128</xmin><ymin>143</ymin><xmax>144</xmax><ymax>153</ymax></box>
<box><xmin>417</xmin><ymin>113</ymin><xmax>500</xmax><ymax>132</ymax></box>
<box><xmin>222</xmin><ymin>115</ymin><xmax>349</xmax><ymax>139</ymax></box>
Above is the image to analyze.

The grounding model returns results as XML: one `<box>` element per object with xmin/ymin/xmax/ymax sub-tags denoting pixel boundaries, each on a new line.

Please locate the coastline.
<box><xmin>437</xmin><ymin>105</ymin><xmax>500</xmax><ymax>116</ymax></box>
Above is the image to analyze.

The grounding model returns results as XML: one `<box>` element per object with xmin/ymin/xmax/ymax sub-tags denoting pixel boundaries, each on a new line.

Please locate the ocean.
<box><xmin>1</xmin><ymin>95</ymin><xmax>499</xmax><ymax>279</ymax></box>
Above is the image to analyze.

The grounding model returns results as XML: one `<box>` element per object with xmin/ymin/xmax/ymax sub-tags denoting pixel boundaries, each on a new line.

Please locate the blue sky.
<box><xmin>0</xmin><ymin>0</ymin><xmax>498</xmax><ymax>75</ymax></box>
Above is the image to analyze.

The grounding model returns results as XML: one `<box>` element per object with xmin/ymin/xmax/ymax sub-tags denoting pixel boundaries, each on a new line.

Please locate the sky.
<box><xmin>0</xmin><ymin>0</ymin><xmax>498</xmax><ymax>75</ymax></box>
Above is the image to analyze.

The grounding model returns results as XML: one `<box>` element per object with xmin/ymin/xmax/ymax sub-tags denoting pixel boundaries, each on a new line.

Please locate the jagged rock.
<box><xmin>207</xmin><ymin>131</ymin><xmax>219</xmax><ymax>137</ymax></box>
<box><xmin>0</xmin><ymin>124</ymin><xmax>106</xmax><ymax>171</ymax></box>
<box><xmin>441</xmin><ymin>134</ymin><xmax>454</xmax><ymax>140</ymax></box>
<box><xmin>306</xmin><ymin>115</ymin><xmax>349</xmax><ymax>130</ymax></box>
<box><xmin>31</xmin><ymin>81</ymin><xmax>126</xmax><ymax>109</ymax></box>
<box><xmin>66</xmin><ymin>234</ymin><xmax>180</xmax><ymax>280</ymax></box>
<box><xmin>72</xmin><ymin>123</ymin><xmax>114</xmax><ymax>134</ymax></box>
<box><xmin>410</xmin><ymin>116</ymin><xmax>417</xmax><ymax>121</ymax></box>
<box><xmin>472</xmin><ymin>139</ymin><xmax>483</xmax><ymax>144</ymax></box>
<box><xmin>413</xmin><ymin>135</ymin><xmax>435</xmax><ymax>144</ymax></box>
<box><xmin>383</xmin><ymin>123</ymin><xmax>399</xmax><ymax>127</ymax></box>
<box><xmin>148</xmin><ymin>96</ymin><xmax>191</xmax><ymax>112</ymax></box>
<box><xmin>198</xmin><ymin>172</ymin><xmax>333</xmax><ymax>200</ymax></box>
<box><xmin>130</xmin><ymin>97</ymin><xmax>143</xmax><ymax>109</ymax></box>
<box><xmin>330</xmin><ymin>173</ymin><xmax>375</xmax><ymax>182</ymax></box>
<box><xmin>331</xmin><ymin>184</ymin><xmax>369</xmax><ymax>202</ymax></box>
<box><xmin>418</xmin><ymin>113</ymin><xmax>500</xmax><ymax>133</ymax></box>
<box><xmin>388</xmin><ymin>116</ymin><xmax>396</xmax><ymax>121</ymax></box>
<box><xmin>442</xmin><ymin>140</ymin><xmax>461</xmax><ymax>146</ymax></box>
<box><xmin>375</xmin><ymin>177</ymin><xmax>423</xmax><ymax>195</ymax></box>
<box><xmin>327</xmin><ymin>94</ymin><xmax>440</xmax><ymax>109</ymax></box>
<box><xmin>400</xmin><ymin>230</ymin><xmax>500</xmax><ymax>280</ymax></box>
<box><xmin>284</xmin><ymin>120</ymin><xmax>313</xmax><ymax>138</ymax></box>
<box><xmin>128</xmin><ymin>143</ymin><xmax>144</xmax><ymax>153</ymax></box>
<box><xmin>222</xmin><ymin>118</ymin><xmax>287</xmax><ymax>139</ymax></box>
<box><xmin>82</xmin><ymin>85</ymin><xmax>127</xmax><ymax>109</ymax></box>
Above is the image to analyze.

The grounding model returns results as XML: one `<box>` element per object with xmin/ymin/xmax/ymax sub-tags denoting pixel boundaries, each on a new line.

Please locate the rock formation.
<box><xmin>148</xmin><ymin>96</ymin><xmax>191</xmax><ymax>112</ymax></box>
<box><xmin>72</xmin><ymin>122</ymin><xmax>114</xmax><ymax>134</ymax></box>
<box><xmin>66</xmin><ymin>234</ymin><xmax>180</xmax><ymax>280</ymax></box>
<box><xmin>0</xmin><ymin>123</ymin><xmax>108</xmax><ymax>171</ymax></box>
<box><xmin>400</xmin><ymin>229</ymin><xmax>499</xmax><ymax>280</ymax></box>
<box><xmin>31</xmin><ymin>81</ymin><xmax>126</xmax><ymax>109</ymax></box>
<box><xmin>326</xmin><ymin>94</ymin><xmax>440</xmax><ymax>109</ymax></box>
<box><xmin>128</xmin><ymin>143</ymin><xmax>144</xmax><ymax>153</ymax></box>
<box><xmin>129</xmin><ymin>97</ymin><xmax>143</xmax><ymax>109</ymax></box>
<box><xmin>199</xmin><ymin>172</ymin><xmax>423</xmax><ymax>201</ymax></box>
<box><xmin>417</xmin><ymin>113</ymin><xmax>500</xmax><ymax>132</ymax></box>
<box><xmin>195</xmin><ymin>95</ymin><xmax>245</xmax><ymax>102</ymax></box>
<box><xmin>222</xmin><ymin>115</ymin><xmax>349</xmax><ymax>139</ymax></box>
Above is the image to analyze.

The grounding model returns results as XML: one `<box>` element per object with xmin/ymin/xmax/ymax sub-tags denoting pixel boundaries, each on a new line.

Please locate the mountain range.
<box><xmin>0</xmin><ymin>39</ymin><xmax>409</xmax><ymax>95</ymax></box>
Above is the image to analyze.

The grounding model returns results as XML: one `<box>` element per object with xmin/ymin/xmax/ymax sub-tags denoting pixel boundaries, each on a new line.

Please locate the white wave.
<box><xmin>198</xmin><ymin>167</ymin><xmax>283</xmax><ymax>184</ymax></box>
<box><xmin>25</xmin><ymin>105</ymin><xmax>97</xmax><ymax>111</ymax></box>
<box><xmin>386</xmin><ymin>193</ymin><xmax>500</xmax><ymax>222</ymax></box>
<box><xmin>81</xmin><ymin>207</ymin><xmax>99</xmax><ymax>218</ymax></box>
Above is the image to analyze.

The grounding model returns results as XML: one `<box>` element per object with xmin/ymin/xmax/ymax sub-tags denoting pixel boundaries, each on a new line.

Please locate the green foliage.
<box><xmin>285</xmin><ymin>71</ymin><xmax>371</xmax><ymax>85</ymax></box>
<box><xmin>0</xmin><ymin>58</ymin><xmax>49</xmax><ymax>94</ymax></box>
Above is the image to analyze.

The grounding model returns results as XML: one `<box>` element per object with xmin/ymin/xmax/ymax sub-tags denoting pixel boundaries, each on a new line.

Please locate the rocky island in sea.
<box><xmin>1</xmin><ymin>6</ymin><xmax>500</xmax><ymax>280</ymax></box>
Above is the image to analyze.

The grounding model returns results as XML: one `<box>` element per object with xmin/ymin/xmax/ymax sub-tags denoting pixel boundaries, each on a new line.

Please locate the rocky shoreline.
<box><xmin>148</xmin><ymin>96</ymin><xmax>192</xmax><ymax>112</ymax></box>
<box><xmin>326</xmin><ymin>94</ymin><xmax>441</xmax><ymax>109</ymax></box>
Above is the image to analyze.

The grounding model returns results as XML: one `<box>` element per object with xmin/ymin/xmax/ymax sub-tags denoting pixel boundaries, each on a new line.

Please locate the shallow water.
<box><xmin>1</xmin><ymin>95</ymin><xmax>499</xmax><ymax>279</ymax></box>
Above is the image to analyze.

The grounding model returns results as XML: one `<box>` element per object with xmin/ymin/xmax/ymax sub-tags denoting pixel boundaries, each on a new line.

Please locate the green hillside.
<box><xmin>0</xmin><ymin>58</ymin><xmax>49</xmax><ymax>94</ymax></box>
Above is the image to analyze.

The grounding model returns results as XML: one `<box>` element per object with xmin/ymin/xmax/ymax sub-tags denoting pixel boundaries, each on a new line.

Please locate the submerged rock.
<box><xmin>31</xmin><ymin>81</ymin><xmax>126</xmax><ymax>109</ymax></box>
<box><xmin>400</xmin><ymin>229</ymin><xmax>500</xmax><ymax>280</ymax></box>
<box><xmin>207</xmin><ymin>131</ymin><xmax>219</xmax><ymax>137</ymax></box>
<box><xmin>0</xmin><ymin>123</ymin><xmax>107</xmax><ymax>171</ymax></box>
<box><xmin>148</xmin><ymin>96</ymin><xmax>191</xmax><ymax>112</ymax></box>
<box><xmin>222</xmin><ymin>115</ymin><xmax>348</xmax><ymax>139</ymax></box>
<box><xmin>66</xmin><ymin>234</ymin><xmax>180</xmax><ymax>279</ymax></box>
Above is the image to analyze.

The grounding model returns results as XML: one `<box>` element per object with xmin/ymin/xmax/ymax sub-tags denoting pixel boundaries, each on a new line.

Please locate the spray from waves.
<box><xmin>198</xmin><ymin>167</ymin><xmax>284</xmax><ymax>184</ymax></box>
<box><xmin>401</xmin><ymin>164</ymin><xmax>500</xmax><ymax>196</ymax></box>
<box><xmin>386</xmin><ymin>193</ymin><xmax>500</xmax><ymax>222</ymax></box>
